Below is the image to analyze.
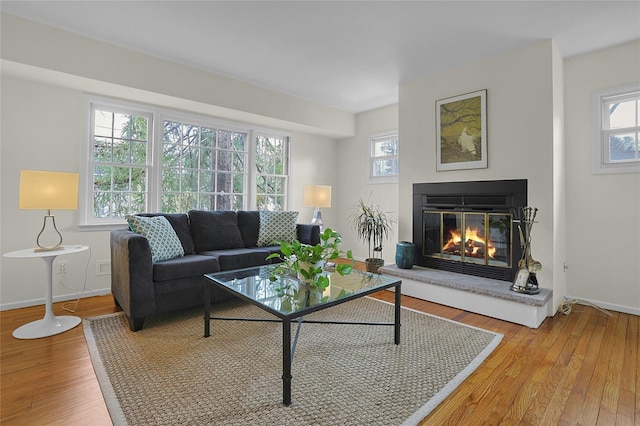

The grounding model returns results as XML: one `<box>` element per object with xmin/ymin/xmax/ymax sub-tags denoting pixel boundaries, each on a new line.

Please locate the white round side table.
<box><xmin>4</xmin><ymin>245</ymin><xmax>89</xmax><ymax>339</ymax></box>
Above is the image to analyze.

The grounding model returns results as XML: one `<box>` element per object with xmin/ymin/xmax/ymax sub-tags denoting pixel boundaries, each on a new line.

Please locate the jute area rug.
<box><xmin>84</xmin><ymin>297</ymin><xmax>502</xmax><ymax>425</ymax></box>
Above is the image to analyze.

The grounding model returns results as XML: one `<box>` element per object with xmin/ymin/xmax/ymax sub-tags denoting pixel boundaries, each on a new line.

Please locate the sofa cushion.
<box><xmin>126</xmin><ymin>215</ymin><xmax>185</xmax><ymax>263</ymax></box>
<box><xmin>236</xmin><ymin>211</ymin><xmax>260</xmax><ymax>248</ymax></box>
<box><xmin>200</xmin><ymin>248</ymin><xmax>272</xmax><ymax>271</ymax></box>
<box><xmin>257</xmin><ymin>211</ymin><xmax>299</xmax><ymax>247</ymax></box>
<box><xmin>152</xmin><ymin>254</ymin><xmax>220</xmax><ymax>282</ymax></box>
<box><xmin>138</xmin><ymin>213</ymin><xmax>195</xmax><ymax>255</ymax></box>
<box><xmin>189</xmin><ymin>210</ymin><xmax>245</xmax><ymax>252</ymax></box>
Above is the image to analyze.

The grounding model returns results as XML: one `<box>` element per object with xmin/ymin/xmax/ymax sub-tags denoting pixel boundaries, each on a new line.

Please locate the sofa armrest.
<box><xmin>296</xmin><ymin>224</ymin><xmax>320</xmax><ymax>245</ymax></box>
<box><xmin>110</xmin><ymin>229</ymin><xmax>157</xmax><ymax>321</ymax></box>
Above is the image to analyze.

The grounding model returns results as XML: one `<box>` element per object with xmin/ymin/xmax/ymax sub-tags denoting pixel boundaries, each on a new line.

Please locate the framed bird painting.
<box><xmin>436</xmin><ymin>89</ymin><xmax>487</xmax><ymax>171</ymax></box>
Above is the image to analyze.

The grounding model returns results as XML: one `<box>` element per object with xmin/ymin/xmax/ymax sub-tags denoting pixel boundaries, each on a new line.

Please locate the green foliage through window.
<box><xmin>88</xmin><ymin>102</ymin><xmax>290</xmax><ymax>222</ymax></box>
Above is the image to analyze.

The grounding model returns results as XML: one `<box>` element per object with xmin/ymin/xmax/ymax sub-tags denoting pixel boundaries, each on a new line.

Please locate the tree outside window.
<box><xmin>86</xmin><ymin>100</ymin><xmax>290</xmax><ymax>225</ymax></box>
<box><xmin>370</xmin><ymin>131</ymin><xmax>399</xmax><ymax>183</ymax></box>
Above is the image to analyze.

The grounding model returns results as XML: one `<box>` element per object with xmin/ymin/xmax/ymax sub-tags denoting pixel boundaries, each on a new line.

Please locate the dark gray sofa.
<box><xmin>110</xmin><ymin>210</ymin><xmax>319</xmax><ymax>331</ymax></box>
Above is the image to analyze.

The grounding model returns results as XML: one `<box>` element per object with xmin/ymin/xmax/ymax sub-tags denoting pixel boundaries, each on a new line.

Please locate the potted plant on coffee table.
<box><xmin>349</xmin><ymin>197</ymin><xmax>395</xmax><ymax>273</ymax></box>
<box><xmin>267</xmin><ymin>228</ymin><xmax>354</xmax><ymax>291</ymax></box>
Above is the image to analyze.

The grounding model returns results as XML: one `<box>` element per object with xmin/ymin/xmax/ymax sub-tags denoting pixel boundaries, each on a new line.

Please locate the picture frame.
<box><xmin>436</xmin><ymin>89</ymin><xmax>487</xmax><ymax>171</ymax></box>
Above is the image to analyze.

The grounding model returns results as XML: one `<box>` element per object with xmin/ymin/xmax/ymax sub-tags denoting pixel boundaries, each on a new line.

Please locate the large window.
<box><xmin>369</xmin><ymin>130</ymin><xmax>399</xmax><ymax>183</ymax></box>
<box><xmin>593</xmin><ymin>85</ymin><xmax>640</xmax><ymax>174</ymax></box>
<box><xmin>85</xmin><ymin>99</ymin><xmax>289</xmax><ymax>225</ymax></box>
<box><xmin>162</xmin><ymin>120</ymin><xmax>248</xmax><ymax>212</ymax></box>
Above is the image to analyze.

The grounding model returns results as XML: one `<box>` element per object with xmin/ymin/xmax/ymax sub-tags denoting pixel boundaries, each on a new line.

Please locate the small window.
<box><xmin>593</xmin><ymin>84</ymin><xmax>640</xmax><ymax>174</ymax></box>
<box><xmin>369</xmin><ymin>131</ymin><xmax>399</xmax><ymax>183</ymax></box>
<box><xmin>255</xmin><ymin>134</ymin><xmax>289</xmax><ymax>211</ymax></box>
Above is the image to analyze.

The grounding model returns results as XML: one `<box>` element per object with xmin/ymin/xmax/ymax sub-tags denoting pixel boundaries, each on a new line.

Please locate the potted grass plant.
<box><xmin>349</xmin><ymin>197</ymin><xmax>395</xmax><ymax>273</ymax></box>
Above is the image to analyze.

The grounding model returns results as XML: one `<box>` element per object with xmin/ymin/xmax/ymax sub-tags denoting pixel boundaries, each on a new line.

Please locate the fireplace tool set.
<box><xmin>510</xmin><ymin>206</ymin><xmax>541</xmax><ymax>295</ymax></box>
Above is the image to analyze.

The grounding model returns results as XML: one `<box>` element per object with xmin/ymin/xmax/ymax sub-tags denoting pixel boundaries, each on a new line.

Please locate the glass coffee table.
<box><xmin>204</xmin><ymin>264</ymin><xmax>402</xmax><ymax>406</ymax></box>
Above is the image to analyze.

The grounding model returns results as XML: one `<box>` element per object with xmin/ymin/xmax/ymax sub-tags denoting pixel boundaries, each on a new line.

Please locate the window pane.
<box><xmin>130</xmin><ymin>193</ymin><xmax>146</xmax><ymax>214</ymax></box>
<box><xmin>162</xmin><ymin>169</ymin><xmax>179</xmax><ymax>192</ymax></box>
<box><xmin>232</xmin><ymin>173</ymin><xmax>244</xmax><ymax>193</ymax></box>
<box><xmin>200</xmin><ymin>148</ymin><xmax>213</xmax><ymax>169</ymax></box>
<box><xmin>373</xmin><ymin>158</ymin><xmax>399</xmax><ymax>177</ymax></box>
<box><xmin>130</xmin><ymin>141</ymin><xmax>147</xmax><ymax>165</ymax></box>
<box><xmin>113</xmin><ymin>167</ymin><xmax>131</xmax><ymax>191</ymax></box>
<box><xmin>608</xmin><ymin>100</ymin><xmax>638</xmax><ymax>129</ymax></box>
<box><xmin>112</xmin><ymin>139</ymin><xmax>130</xmax><ymax>163</ymax></box>
<box><xmin>131</xmin><ymin>168</ymin><xmax>146</xmax><ymax>191</ymax></box>
<box><xmin>94</xmin><ymin>166</ymin><xmax>112</xmax><ymax>191</ymax></box>
<box><xmin>93</xmin><ymin>137</ymin><xmax>112</xmax><ymax>162</ymax></box>
<box><xmin>199</xmin><ymin>171</ymin><xmax>215</xmax><ymax>192</ymax></box>
<box><xmin>112</xmin><ymin>192</ymin><xmax>129</xmax><ymax>217</ymax></box>
<box><xmin>219</xmin><ymin>130</ymin><xmax>233</xmax><ymax>149</ymax></box>
<box><xmin>609</xmin><ymin>132</ymin><xmax>638</xmax><ymax>161</ymax></box>
<box><xmin>201</xmin><ymin>128</ymin><xmax>214</xmax><ymax>148</ymax></box>
<box><xmin>373</xmin><ymin>139</ymin><xmax>399</xmax><ymax>156</ymax></box>
<box><xmin>94</xmin><ymin>110</ymin><xmax>115</xmax><ymax>137</ymax></box>
<box><xmin>162</xmin><ymin>193</ymin><xmax>180</xmax><ymax>213</ymax></box>
<box><xmin>93</xmin><ymin>192</ymin><xmax>109</xmax><ymax>218</ymax></box>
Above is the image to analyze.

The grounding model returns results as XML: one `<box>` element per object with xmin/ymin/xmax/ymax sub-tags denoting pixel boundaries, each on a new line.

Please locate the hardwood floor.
<box><xmin>1</xmin><ymin>290</ymin><xmax>638</xmax><ymax>425</ymax></box>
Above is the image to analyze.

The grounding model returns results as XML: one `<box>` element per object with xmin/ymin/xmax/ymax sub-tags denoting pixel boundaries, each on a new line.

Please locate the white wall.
<box><xmin>0</xmin><ymin>13</ymin><xmax>354</xmax><ymax>138</ymax></box>
<box><xmin>399</xmin><ymin>40</ymin><xmax>564</xmax><ymax>309</ymax></box>
<box><xmin>0</xmin><ymin>13</ymin><xmax>351</xmax><ymax>309</ymax></box>
<box><xmin>2</xmin><ymin>12</ymin><xmax>638</xmax><ymax>315</ymax></box>
<box><xmin>564</xmin><ymin>40</ymin><xmax>640</xmax><ymax>314</ymax></box>
<box><xmin>335</xmin><ymin>105</ymin><xmax>399</xmax><ymax>263</ymax></box>
<box><xmin>0</xmin><ymin>73</ymin><xmax>342</xmax><ymax>309</ymax></box>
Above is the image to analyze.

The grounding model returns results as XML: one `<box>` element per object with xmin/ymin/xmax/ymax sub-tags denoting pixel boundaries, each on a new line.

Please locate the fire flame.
<box><xmin>443</xmin><ymin>227</ymin><xmax>496</xmax><ymax>259</ymax></box>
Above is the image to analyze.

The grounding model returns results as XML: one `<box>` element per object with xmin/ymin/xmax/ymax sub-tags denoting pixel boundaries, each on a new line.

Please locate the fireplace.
<box><xmin>413</xmin><ymin>179</ymin><xmax>527</xmax><ymax>281</ymax></box>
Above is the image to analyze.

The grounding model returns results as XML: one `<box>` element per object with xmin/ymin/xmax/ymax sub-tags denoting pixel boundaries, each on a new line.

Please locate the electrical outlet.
<box><xmin>57</xmin><ymin>262</ymin><xmax>66</xmax><ymax>274</ymax></box>
<box><xmin>96</xmin><ymin>260</ymin><xmax>111</xmax><ymax>276</ymax></box>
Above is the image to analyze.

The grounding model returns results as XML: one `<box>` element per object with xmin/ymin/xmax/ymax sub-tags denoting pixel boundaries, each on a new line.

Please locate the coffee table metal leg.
<box><xmin>394</xmin><ymin>283</ymin><xmax>401</xmax><ymax>345</ymax></box>
<box><xmin>282</xmin><ymin>319</ymin><xmax>292</xmax><ymax>406</ymax></box>
<box><xmin>204</xmin><ymin>283</ymin><xmax>211</xmax><ymax>338</ymax></box>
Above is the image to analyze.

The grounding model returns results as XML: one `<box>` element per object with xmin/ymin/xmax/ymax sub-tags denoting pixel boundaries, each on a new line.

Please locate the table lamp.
<box><xmin>19</xmin><ymin>170</ymin><xmax>79</xmax><ymax>252</ymax></box>
<box><xmin>303</xmin><ymin>185</ymin><xmax>331</xmax><ymax>231</ymax></box>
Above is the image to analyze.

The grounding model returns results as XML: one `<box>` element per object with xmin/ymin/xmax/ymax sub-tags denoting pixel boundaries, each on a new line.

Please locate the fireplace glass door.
<box><xmin>423</xmin><ymin>211</ymin><xmax>512</xmax><ymax>269</ymax></box>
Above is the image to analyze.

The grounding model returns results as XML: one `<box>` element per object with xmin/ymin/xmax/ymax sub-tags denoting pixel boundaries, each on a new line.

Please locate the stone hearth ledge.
<box><xmin>379</xmin><ymin>264</ymin><xmax>553</xmax><ymax>328</ymax></box>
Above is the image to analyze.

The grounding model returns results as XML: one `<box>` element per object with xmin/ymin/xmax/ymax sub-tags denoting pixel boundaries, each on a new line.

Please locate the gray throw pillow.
<box><xmin>188</xmin><ymin>210</ymin><xmax>246</xmax><ymax>252</ymax></box>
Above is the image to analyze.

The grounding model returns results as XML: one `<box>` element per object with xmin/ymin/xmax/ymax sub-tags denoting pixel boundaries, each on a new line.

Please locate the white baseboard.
<box><xmin>0</xmin><ymin>288</ymin><xmax>112</xmax><ymax>311</ymax></box>
<box><xmin>563</xmin><ymin>294</ymin><xmax>640</xmax><ymax>316</ymax></box>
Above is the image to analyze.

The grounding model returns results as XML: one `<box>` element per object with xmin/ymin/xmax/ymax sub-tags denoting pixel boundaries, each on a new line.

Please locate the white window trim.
<box><xmin>368</xmin><ymin>129</ymin><xmax>399</xmax><ymax>184</ymax></box>
<box><xmin>80</xmin><ymin>95</ymin><xmax>291</xmax><ymax>229</ymax></box>
<box><xmin>592</xmin><ymin>83</ymin><xmax>640</xmax><ymax>175</ymax></box>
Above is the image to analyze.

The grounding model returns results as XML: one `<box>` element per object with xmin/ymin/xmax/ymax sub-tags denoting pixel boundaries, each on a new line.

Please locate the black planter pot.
<box><xmin>365</xmin><ymin>258</ymin><xmax>384</xmax><ymax>273</ymax></box>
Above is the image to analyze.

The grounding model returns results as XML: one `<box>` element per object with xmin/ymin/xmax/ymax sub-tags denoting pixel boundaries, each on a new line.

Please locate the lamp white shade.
<box><xmin>303</xmin><ymin>185</ymin><xmax>332</xmax><ymax>208</ymax></box>
<box><xmin>19</xmin><ymin>170</ymin><xmax>79</xmax><ymax>210</ymax></box>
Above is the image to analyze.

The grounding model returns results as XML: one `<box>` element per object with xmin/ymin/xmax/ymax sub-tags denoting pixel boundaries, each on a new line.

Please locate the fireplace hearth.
<box><xmin>413</xmin><ymin>179</ymin><xmax>527</xmax><ymax>282</ymax></box>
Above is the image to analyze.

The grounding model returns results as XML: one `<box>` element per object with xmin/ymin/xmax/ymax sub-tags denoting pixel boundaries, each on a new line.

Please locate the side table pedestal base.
<box><xmin>12</xmin><ymin>315</ymin><xmax>81</xmax><ymax>339</ymax></box>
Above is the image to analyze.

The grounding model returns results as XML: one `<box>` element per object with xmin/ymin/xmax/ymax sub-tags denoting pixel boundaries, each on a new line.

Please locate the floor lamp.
<box><xmin>303</xmin><ymin>185</ymin><xmax>331</xmax><ymax>232</ymax></box>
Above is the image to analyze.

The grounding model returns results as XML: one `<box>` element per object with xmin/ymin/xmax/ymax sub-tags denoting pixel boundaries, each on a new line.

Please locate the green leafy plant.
<box><xmin>267</xmin><ymin>228</ymin><xmax>354</xmax><ymax>290</ymax></box>
<box><xmin>349</xmin><ymin>197</ymin><xmax>395</xmax><ymax>262</ymax></box>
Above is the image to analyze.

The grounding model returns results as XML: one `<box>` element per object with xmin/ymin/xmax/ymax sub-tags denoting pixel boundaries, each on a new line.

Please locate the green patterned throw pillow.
<box><xmin>125</xmin><ymin>215</ymin><xmax>185</xmax><ymax>263</ymax></box>
<box><xmin>257</xmin><ymin>211</ymin><xmax>299</xmax><ymax>247</ymax></box>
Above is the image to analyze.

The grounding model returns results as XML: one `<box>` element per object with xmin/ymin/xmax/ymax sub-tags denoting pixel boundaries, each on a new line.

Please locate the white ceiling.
<box><xmin>2</xmin><ymin>1</ymin><xmax>639</xmax><ymax>113</ymax></box>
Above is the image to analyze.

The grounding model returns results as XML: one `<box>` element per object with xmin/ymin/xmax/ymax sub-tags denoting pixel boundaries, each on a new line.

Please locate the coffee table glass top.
<box><xmin>205</xmin><ymin>264</ymin><xmax>399</xmax><ymax>318</ymax></box>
